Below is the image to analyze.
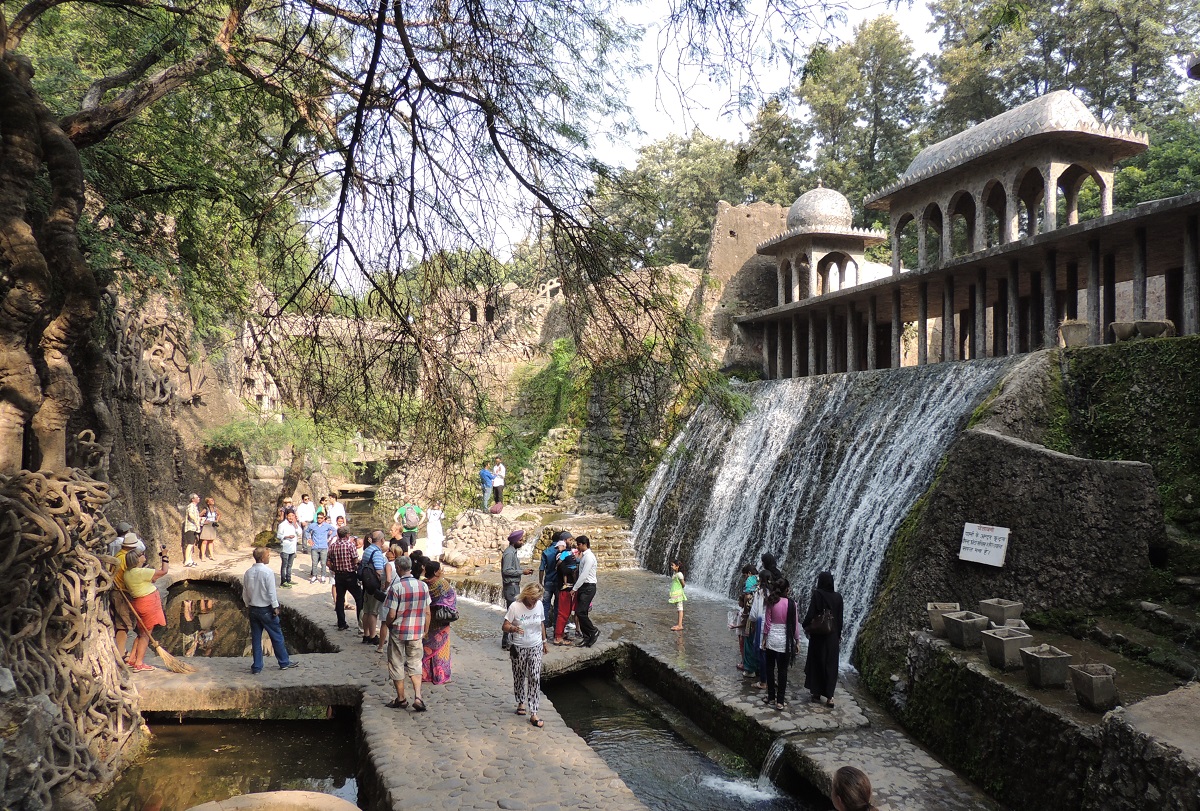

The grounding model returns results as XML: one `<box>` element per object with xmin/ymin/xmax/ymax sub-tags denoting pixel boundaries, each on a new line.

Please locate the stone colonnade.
<box><xmin>756</xmin><ymin>210</ymin><xmax>1200</xmax><ymax>379</ymax></box>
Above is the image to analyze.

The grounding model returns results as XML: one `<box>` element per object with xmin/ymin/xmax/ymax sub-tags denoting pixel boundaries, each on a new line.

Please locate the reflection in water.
<box><xmin>160</xmin><ymin>582</ymin><xmax>312</xmax><ymax>658</ymax></box>
<box><xmin>546</xmin><ymin>673</ymin><xmax>822</xmax><ymax>811</ymax></box>
<box><xmin>96</xmin><ymin>719</ymin><xmax>357</xmax><ymax>811</ymax></box>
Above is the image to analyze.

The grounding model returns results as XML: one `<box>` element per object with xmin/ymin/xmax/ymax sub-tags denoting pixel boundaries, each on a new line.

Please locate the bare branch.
<box><xmin>80</xmin><ymin>38</ymin><xmax>180</xmax><ymax>110</ymax></box>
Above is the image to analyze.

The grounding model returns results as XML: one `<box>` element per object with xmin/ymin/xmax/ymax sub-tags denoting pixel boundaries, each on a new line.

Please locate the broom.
<box><xmin>118</xmin><ymin>590</ymin><xmax>196</xmax><ymax>674</ymax></box>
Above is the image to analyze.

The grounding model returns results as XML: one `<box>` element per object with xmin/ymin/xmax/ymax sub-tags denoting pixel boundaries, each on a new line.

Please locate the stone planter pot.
<box><xmin>978</xmin><ymin>598</ymin><xmax>1024</xmax><ymax>626</ymax></box>
<box><xmin>927</xmin><ymin>602</ymin><xmax>960</xmax><ymax>638</ymax></box>
<box><xmin>1135</xmin><ymin>320</ymin><xmax>1175</xmax><ymax>339</ymax></box>
<box><xmin>943</xmin><ymin>610</ymin><xmax>989</xmax><ymax>649</ymax></box>
<box><xmin>1002</xmin><ymin>619</ymin><xmax>1030</xmax><ymax>631</ymax></box>
<box><xmin>982</xmin><ymin>627</ymin><xmax>1033</xmax><ymax>671</ymax></box>
<box><xmin>1069</xmin><ymin>663</ymin><xmax>1118</xmax><ymax>711</ymax></box>
<box><xmin>1110</xmin><ymin>321</ymin><xmax>1138</xmax><ymax>342</ymax></box>
<box><xmin>1020</xmin><ymin>644</ymin><xmax>1072</xmax><ymax>688</ymax></box>
<box><xmin>1059</xmin><ymin>321</ymin><xmax>1092</xmax><ymax>347</ymax></box>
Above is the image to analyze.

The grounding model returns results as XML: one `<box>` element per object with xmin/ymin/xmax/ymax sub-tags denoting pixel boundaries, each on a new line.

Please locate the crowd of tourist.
<box><xmin>732</xmin><ymin>553</ymin><xmax>845</xmax><ymax>709</ymax></box>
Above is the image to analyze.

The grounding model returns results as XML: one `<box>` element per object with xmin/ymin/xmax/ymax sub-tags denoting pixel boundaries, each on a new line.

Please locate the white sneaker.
<box><xmin>310</xmin><ymin>577</ymin><xmax>317</xmax><ymax>584</ymax></box>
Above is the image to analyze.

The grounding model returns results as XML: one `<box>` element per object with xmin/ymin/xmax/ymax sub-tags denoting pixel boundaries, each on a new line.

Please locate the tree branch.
<box><xmin>80</xmin><ymin>38</ymin><xmax>180</xmax><ymax>110</ymax></box>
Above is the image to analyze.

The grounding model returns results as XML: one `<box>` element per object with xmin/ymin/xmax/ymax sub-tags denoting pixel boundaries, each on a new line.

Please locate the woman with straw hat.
<box><xmin>123</xmin><ymin>548</ymin><xmax>170</xmax><ymax>671</ymax></box>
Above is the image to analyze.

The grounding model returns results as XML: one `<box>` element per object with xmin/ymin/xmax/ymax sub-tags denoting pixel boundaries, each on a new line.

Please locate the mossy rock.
<box><xmin>254</xmin><ymin>529</ymin><xmax>276</xmax><ymax>548</ymax></box>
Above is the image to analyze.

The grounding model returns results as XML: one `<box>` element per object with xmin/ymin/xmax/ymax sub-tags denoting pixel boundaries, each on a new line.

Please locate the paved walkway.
<box><xmin>135</xmin><ymin>550</ymin><xmax>1002</xmax><ymax>811</ymax></box>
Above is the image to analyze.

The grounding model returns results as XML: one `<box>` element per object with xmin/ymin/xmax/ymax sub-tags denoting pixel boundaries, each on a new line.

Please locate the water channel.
<box><xmin>545</xmin><ymin>672</ymin><xmax>828</xmax><ymax>811</ymax></box>
<box><xmin>95</xmin><ymin>718</ymin><xmax>359</xmax><ymax>811</ymax></box>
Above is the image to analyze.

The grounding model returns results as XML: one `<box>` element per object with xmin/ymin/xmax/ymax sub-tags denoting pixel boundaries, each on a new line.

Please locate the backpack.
<box><xmin>359</xmin><ymin>547</ymin><xmax>386</xmax><ymax>600</ymax></box>
<box><xmin>403</xmin><ymin>505</ymin><xmax>419</xmax><ymax>529</ymax></box>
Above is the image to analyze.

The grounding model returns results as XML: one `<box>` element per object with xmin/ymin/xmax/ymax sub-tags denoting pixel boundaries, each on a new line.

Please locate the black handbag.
<box><xmin>805</xmin><ymin>590</ymin><xmax>835</xmax><ymax>635</ymax></box>
<box><xmin>433</xmin><ymin>605</ymin><xmax>459</xmax><ymax>623</ymax></box>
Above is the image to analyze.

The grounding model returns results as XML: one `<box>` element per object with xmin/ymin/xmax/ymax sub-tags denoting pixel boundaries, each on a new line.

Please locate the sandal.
<box><xmin>133</xmin><ymin>663</ymin><xmax>155</xmax><ymax>672</ymax></box>
<box><xmin>412</xmin><ymin>698</ymin><xmax>427</xmax><ymax>712</ymax></box>
<box><xmin>775</xmin><ymin>702</ymin><xmax>787</xmax><ymax>711</ymax></box>
<box><xmin>826</xmin><ymin>699</ymin><xmax>835</xmax><ymax>707</ymax></box>
<box><xmin>384</xmin><ymin>698</ymin><xmax>409</xmax><ymax>709</ymax></box>
<box><xmin>515</xmin><ymin>706</ymin><xmax>527</xmax><ymax>715</ymax></box>
<box><xmin>530</xmin><ymin>717</ymin><xmax>544</xmax><ymax>728</ymax></box>
<box><xmin>736</xmin><ymin>664</ymin><xmax>745</xmax><ymax>671</ymax></box>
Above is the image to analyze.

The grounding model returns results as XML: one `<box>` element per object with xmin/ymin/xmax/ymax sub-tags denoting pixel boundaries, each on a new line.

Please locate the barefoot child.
<box><xmin>669</xmin><ymin>560</ymin><xmax>687</xmax><ymax>630</ymax></box>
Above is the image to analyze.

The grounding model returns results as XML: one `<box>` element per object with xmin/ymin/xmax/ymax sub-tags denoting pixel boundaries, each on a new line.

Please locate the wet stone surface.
<box><xmin>135</xmin><ymin>554</ymin><xmax>1001</xmax><ymax>810</ymax></box>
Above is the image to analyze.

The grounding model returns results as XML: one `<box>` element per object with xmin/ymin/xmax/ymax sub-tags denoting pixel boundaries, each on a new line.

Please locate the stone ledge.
<box><xmin>188</xmin><ymin>790</ymin><xmax>359</xmax><ymax>811</ymax></box>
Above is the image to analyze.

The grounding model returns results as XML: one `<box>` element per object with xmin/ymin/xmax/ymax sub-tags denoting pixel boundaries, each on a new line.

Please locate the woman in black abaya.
<box><xmin>802</xmin><ymin>571</ymin><xmax>844</xmax><ymax>707</ymax></box>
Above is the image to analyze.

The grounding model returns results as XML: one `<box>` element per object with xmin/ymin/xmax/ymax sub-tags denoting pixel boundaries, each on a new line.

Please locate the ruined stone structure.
<box><xmin>739</xmin><ymin>91</ymin><xmax>1200</xmax><ymax>377</ymax></box>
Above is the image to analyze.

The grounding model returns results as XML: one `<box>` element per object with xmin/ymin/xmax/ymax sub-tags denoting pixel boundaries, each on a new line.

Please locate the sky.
<box><xmin>597</xmin><ymin>0</ymin><xmax>939</xmax><ymax>167</ymax></box>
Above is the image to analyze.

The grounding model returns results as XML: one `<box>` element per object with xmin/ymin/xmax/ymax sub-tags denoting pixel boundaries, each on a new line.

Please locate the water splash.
<box><xmin>757</xmin><ymin>737</ymin><xmax>788</xmax><ymax>791</ymax></box>
<box><xmin>632</xmin><ymin>361</ymin><xmax>1012</xmax><ymax>662</ymax></box>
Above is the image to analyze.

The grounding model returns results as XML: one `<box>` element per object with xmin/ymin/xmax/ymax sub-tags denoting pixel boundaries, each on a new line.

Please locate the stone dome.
<box><xmin>786</xmin><ymin>184</ymin><xmax>854</xmax><ymax>231</ymax></box>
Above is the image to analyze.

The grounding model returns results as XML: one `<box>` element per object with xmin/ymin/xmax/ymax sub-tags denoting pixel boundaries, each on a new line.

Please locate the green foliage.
<box><xmin>203</xmin><ymin>406</ymin><xmax>361</xmax><ymax>478</ymax></box>
<box><xmin>1114</xmin><ymin>99</ymin><xmax>1200</xmax><ymax>210</ymax></box>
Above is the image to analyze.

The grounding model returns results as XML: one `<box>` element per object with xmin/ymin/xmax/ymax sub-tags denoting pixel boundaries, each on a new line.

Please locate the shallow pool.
<box><xmin>159</xmin><ymin>581</ymin><xmax>318</xmax><ymax>658</ymax></box>
<box><xmin>95</xmin><ymin>718</ymin><xmax>359</xmax><ymax>811</ymax></box>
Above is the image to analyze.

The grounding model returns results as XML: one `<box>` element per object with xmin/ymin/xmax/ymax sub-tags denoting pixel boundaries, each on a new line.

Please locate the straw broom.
<box><xmin>119</xmin><ymin>590</ymin><xmax>196</xmax><ymax>674</ymax></box>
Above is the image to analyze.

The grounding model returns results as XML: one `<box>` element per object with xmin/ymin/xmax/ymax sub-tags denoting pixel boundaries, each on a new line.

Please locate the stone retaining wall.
<box><xmin>889</xmin><ymin>633</ymin><xmax>1200</xmax><ymax>811</ymax></box>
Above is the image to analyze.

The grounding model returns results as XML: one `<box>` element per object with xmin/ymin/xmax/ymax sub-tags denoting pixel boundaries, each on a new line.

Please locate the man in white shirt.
<box><xmin>572</xmin><ymin>535</ymin><xmax>599</xmax><ymax>647</ymax></box>
<box><xmin>242</xmin><ymin>547</ymin><xmax>300</xmax><ymax>673</ymax></box>
<box><xmin>275</xmin><ymin>514</ymin><xmax>301</xmax><ymax>587</ymax></box>
<box><xmin>492</xmin><ymin>455</ymin><xmax>507</xmax><ymax>505</ymax></box>
<box><xmin>295</xmin><ymin>494</ymin><xmax>316</xmax><ymax>528</ymax></box>
<box><xmin>326</xmin><ymin>493</ymin><xmax>347</xmax><ymax>525</ymax></box>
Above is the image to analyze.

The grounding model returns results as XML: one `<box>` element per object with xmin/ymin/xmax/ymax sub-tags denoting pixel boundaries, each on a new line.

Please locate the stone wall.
<box><xmin>857</xmin><ymin>427</ymin><xmax>1162</xmax><ymax>694</ymax></box>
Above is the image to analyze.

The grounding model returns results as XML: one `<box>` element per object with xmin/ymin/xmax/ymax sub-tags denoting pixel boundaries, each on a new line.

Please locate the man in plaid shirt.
<box><xmin>382</xmin><ymin>555</ymin><xmax>430</xmax><ymax>711</ymax></box>
<box><xmin>327</xmin><ymin>526</ymin><xmax>363</xmax><ymax>633</ymax></box>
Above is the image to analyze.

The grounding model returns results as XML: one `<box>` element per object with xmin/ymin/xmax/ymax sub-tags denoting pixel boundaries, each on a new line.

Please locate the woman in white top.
<box><xmin>492</xmin><ymin>456</ymin><xmax>506</xmax><ymax>505</ymax></box>
<box><xmin>502</xmin><ymin>582</ymin><xmax>546</xmax><ymax>728</ymax></box>
<box><xmin>425</xmin><ymin>500</ymin><xmax>445</xmax><ymax>558</ymax></box>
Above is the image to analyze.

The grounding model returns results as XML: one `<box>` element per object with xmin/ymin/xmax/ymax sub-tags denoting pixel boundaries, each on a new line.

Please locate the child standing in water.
<box><xmin>669</xmin><ymin>560</ymin><xmax>687</xmax><ymax>631</ymax></box>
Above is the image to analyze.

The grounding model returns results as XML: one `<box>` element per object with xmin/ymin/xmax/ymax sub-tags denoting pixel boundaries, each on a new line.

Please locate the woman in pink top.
<box><xmin>761</xmin><ymin>577</ymin><xmax>802</xmax><ymax>709</ymax></box>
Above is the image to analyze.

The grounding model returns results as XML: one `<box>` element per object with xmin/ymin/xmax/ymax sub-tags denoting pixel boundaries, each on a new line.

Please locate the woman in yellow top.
<box><xmin>668</xmin><ymin>560</ymin><xmax>687</xmax><ymax>631</ymax></box>
<box><xmin>123</xmin><ymin>549</ymin><xmax>170</xmax><ymax>671</ymax></box>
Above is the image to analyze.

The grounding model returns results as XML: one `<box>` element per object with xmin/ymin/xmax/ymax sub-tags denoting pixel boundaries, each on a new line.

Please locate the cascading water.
<box><xmin>632</xmin><ymin>360</ymin><xmax>1013</xmax><ymax>661</ymax></box>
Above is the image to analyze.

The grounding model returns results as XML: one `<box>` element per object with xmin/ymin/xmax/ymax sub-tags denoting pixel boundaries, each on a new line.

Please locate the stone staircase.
<box><xmin>533</xmin><ymin>515</ymin><xmax>640</xmax><ymax>570</ymax></box>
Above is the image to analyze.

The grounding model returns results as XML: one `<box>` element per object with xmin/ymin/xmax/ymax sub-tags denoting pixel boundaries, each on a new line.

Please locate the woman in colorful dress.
<box><xmin>422</xmin><ymin>560</ymin><xmax>456</xmax><ymax>684</ymax></box>
<box><xmin>124</xmin><ymin>548</ymin><xmax>169</xmax><ymax>671</ymax></box>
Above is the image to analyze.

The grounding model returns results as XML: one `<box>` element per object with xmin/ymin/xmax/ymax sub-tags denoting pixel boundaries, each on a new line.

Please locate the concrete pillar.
<box><xmin>974</xmin><ymin>267</ymin><xmax>987</xmax><ymax>359</ymax></box>
<box><xmin>825</xmin><ymin>309</ymin><xmax>836</xmax><ymax>374</ymax></box>
<box><xmin>846</xmin><ymin>303</ymin><xmax>858</xmax><ymax>373</ymax></box>
<box><xmin>1184</xmin><ymin>215</ymin><xmax>1199</xmax><ymax>335</ymax></box>
<box><xmin>791</xmin><ymin>262</ymin><xmax>803</xmax><ymax>303</ymax></box>
<box><xmin>1007</xmin><ymin>260</ymin><xmax>1020</xmax><ymax>356</ymax></box>
<box><xmin>917</xmin><ymin>282</ymin><xmax>928</xmax><ymax>366</ymax></box>
<box><xmin>1043</xmin><ymin>251</ymin><xmax>1057</xmax><ymax>348</ymax></box>
<box><xmin>807</xmin><ymin>316</ymin><xmax>817</xmax><ymax>376</ymax></box>
<box><xmin>891</xmin><ymin>289</ymin><xmax>902</xmax><ymax>368</ymax></box>
<box><xmin>942</xmin><ymin>276</ymin><xmax>955</xmax><ymax>362</ymax></box>
<box><xmin>1132</xmin><ymin>227</ymin><xmax>1147</xmax><ymax>321</ymax></box>
<box><xmin>1043</xmin><ymin>164</ymin><xmax>1061</xmax><ymax>233</ymax></box>
<box><xmin>777</xmin><ymin>267</ymin><xmax>786</xmax><ymax>305</ymax></box>
<box><xmin>917</xmin><ymin>221</ymin><xmax>928</xmax><ymax>269</ymax></box>
<box><xmin>1004</xmin><ymin>191</ymin><xmax>1019</xmax><ymax>244</ymax></box>
<box><xmin>762</xmin><ymin>324</ymin><xmax>772</xmax><ymax>379</ymax></box>
<box><xmin>1099</xmin><ymin>171</ymin><xmax>1114</xmax><ymax>216</ymax></box>
<box><xmin>1087</xmin><ymin>240</ymin><xmax>1101</xmax><ymax>345</ymax></box>
<box><xmin>942</xmin><ymin>213</ymin><xmax>953</xmax><ymax>265</ymax></box>
<box><xmin>777</xmin><ymin>319</ymin><xmax>789</xmax><ymax>376</ymax></box>
<box><xmin>867</xmin><ymin>296</ymin><xmax>878</xmax><ymax>370</ymax></box>
<box><xmin>1103</xmin><ymin>254</ymin><xmax>1116</xmax><ymax>344</ymax></box>
<box><xmin>891</xmin><ymin>227</ymin><xmax>902</xmax><ymax>275</ymax></box>
<box><xmin>791</xmin><ymin>315</ymin><xmax>802</xmax><ymax>378</ymax></box>
<box><xmin>974</xmin><ymin>196</ymin><xmax>988</xmax><ymax>252</ymax></box>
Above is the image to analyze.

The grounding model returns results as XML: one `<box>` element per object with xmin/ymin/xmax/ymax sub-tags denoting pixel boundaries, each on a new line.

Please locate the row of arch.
<box><xmin>776</xmin><ymin>252</ymin><xmax>861</xmax><ymax>305</ymax></box>
<box><xmin>890</xmin><ymin>162</ymin><xmax>1112</xmax><ymax>271</ymax></box>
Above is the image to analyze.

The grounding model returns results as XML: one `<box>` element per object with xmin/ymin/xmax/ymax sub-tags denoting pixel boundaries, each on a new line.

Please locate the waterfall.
<box><xmin>632</xmin><ymin>360</ymin><xmax>1012</xmax><ymax>661</ymax></box>
<box><xmin>757</xmin><ymin>737</ymin><xmax>788</xmax><ymax>790</ymax></box>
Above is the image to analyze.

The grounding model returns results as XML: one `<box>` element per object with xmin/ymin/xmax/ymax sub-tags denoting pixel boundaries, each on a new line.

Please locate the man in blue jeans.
<box><xmin>242</xmin><ymin>547</ymin><xmax>300</xmax><ymax>674</ymax></box>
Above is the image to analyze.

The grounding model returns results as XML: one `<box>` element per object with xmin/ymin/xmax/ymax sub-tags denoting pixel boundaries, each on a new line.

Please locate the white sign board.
<box><xmin>959</xmin><ymin>523</ymin><xmax>1011</xmax><ymax>567</ymax></box>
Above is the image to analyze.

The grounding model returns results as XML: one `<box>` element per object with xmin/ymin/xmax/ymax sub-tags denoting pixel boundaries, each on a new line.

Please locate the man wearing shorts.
<box><xmin>382</xmin><ymin>555</ymin><xmax>430</xmax><ymax>711</ymax></box>
<box><xmin>358</xmin><ymin>530</ymin><xmax>388</xmax><ymax>644</ymax></box>
<box><xmin>182</xmin><ymin>493</ymin><xmax>201</xmax><ymax>567</ymax></box>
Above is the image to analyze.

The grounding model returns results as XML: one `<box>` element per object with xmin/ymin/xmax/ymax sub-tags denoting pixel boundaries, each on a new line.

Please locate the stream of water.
<box><xmin>632</xmin><ymin>361</ymin><xmax>1013</xmax><ymax>660</ymax></box>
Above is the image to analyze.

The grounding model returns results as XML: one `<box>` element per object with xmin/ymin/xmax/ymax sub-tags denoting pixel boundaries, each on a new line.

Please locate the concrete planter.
<box><xmin>981</xmin><ymin>627</ymin><xmax>1033</xmax><ymax>671</ymax></box>
<box><xmin>927</xmin><ymin>602</ymin><xmax>960</xmax><ymax>638</ymax></box>
<box><xmin>1059</xmin><ymin>321</ymin><xmax>1092</xmax><ymax>347</ymax></box>
<box><xmin>1020</xmin><ymin>644</ymin><xmax>1072</xmax><ymax>688</ymax></box>
<box><xmin>1135</xmin><ymin>320</ymin><xmax>1175</xmax><ymax>339</ymax></box>
<box><xmin>1069</xmin><ymin>663</ymin><xmax>1118</xmax><ymax>711</ymax></box>
<box><xmin>943</xmin><ymin>610</ymin><xmax>989</xmax><ymax>649</ymax></box>
<box><xmin>1110</xmin><ymin>321</ymin><xmax>1138</xmax><ymax>342</ymax></box>
<box><xmin>1002</xmin><ymin>619</ymin><xmax>1030</xmax><ymax>631</ymax></box>
<box><xmin>978</xmin><ymin>598</ymin><xmax>1024</xmax><ymax>626</ymax></box>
